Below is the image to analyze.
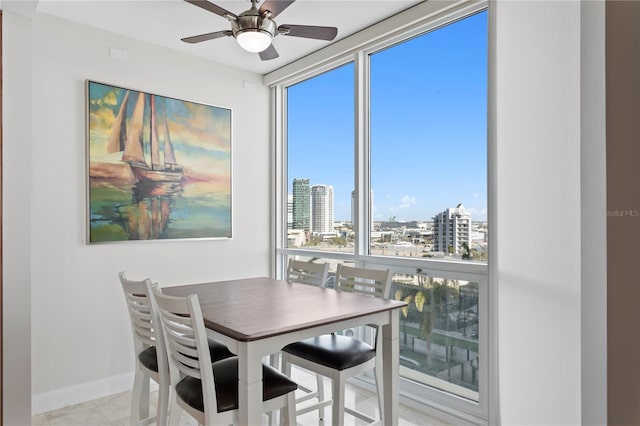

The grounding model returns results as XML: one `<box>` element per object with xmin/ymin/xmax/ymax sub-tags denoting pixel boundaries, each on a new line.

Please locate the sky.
<box><xmin>287</xmin><ymin>10</ymin><xmax>488</xmax><ymax>223</ymax></box>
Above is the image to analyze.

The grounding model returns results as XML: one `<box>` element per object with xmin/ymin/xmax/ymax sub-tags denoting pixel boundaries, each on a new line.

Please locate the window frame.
<box><xmin>269</xmin><ymin>1</ymin><xmax>495</xmax><ymax>423</ymax></box>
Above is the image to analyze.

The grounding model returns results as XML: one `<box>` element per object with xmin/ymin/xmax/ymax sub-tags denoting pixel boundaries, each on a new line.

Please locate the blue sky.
<box><xmin>287</xmin><ymin>11</ymin><xmax>488</xmax><ymax>222</ymax></box>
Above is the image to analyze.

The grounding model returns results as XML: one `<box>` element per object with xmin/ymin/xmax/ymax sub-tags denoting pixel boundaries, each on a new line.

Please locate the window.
<box><xmin>286</xmin><ymin>63</ymin><xmax>354</xmax><ymax>253</ymax></box>
<box><xmin>370</xmin><ymin>12</ymin><xmax>488</xmax><ymax>261</ymax></box>
<box><xmin>274</xmin><ymin>3</ymin><xmax>490</xmax><ymax>422</ymax></box>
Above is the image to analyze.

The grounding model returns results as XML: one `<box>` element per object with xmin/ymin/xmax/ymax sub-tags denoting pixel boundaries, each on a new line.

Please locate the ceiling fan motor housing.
<box><xmin>230</xmin><ymin>8</ymin><xmax>277</xmax><ymax>39</ymax></box>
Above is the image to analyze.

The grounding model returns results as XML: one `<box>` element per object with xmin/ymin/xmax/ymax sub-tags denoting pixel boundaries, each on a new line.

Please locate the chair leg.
<box><xmin>131</xmin><ymin>366</ymin><xmax>148</xmax><ymax>425</ymax></box>
<box><xmin>315</xmin><ymin>373</ymin><xmax>325</xmax><ymax>421</ymax></box>
<box><xmin>156</xmin><ymin>382</ymin><xmax>170</xmax><ymax>426</ymax></box>
<box><xmin>282</xmin><ymin>392</ymin><xmax>296</xmax><ymax>426</ymax></box>
<box><xmin>140</xmin><ymin>376</ymin><xmax>150</xmax><ymax>421</ymax></box>
<box><xmin>167</xmin><ymin>395</ymin><xmax>182</xmax><ymax>426</ymax></box>
<box><xmin>374</xmin><ymin>361</ymin><xmax>384</xmax><ymax>421</ymax></box>
<box><xmin>331</xmin><ymin>377</ymin><xmax>346</xmax><ymax>426</ymax></box>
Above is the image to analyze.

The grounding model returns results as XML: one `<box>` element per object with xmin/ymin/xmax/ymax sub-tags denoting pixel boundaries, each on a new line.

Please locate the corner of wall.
<box><xmin>580</xmin><ymin>0</ymin><xmax>607</xmax><ymax>424</ymax></box>
<box><xmin>2</xmin><ymin>10</ymin><xmax>33</xmax><ymax>426</ymax></box>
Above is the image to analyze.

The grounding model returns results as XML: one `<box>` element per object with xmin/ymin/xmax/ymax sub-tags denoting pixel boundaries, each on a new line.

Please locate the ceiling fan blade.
<box><xmin>184</xmin><ymin>0</ymin><xmax>237</xmax><ymax>19</ymax></box>
<box><xmin>259</xmin><ymin>0</ymin><xmax>295</xmax><ymax>18</ymax></box>
<box><xmin>181</xmin><ymin>30</ymin><xmax>233</xmax><ymax>44</ymax></box>
<box><xmin>259</xmin><ymin>44</ymin><xmax>279</xmax><ymax>61</ymax></box>
<box><xmin>279</xmin><ymin>24</ymin><xmax>338</xmax><ymax>41</ymax></box>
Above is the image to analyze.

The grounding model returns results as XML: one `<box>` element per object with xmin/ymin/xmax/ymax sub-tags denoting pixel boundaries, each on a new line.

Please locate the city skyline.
<box><xmin>287</xmin><ymin>11</ymin><xmax>488</xmax><ymax>223</ymax></box>
<box><xmin>289</xmin><ymin>177</ymin><xmax>483</xmax><ymax>226</ymax></box>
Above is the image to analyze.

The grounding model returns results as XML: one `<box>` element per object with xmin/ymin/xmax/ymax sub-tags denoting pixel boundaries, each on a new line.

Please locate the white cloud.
<box><xmin>398</xmin><ymin>195</ymin><xmax>417</xmax><ymax>209</ymax></box>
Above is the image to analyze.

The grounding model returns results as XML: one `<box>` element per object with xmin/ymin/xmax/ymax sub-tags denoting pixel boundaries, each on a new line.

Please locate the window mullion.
<box><xmin>273</xmin><ymin>85</ymin><xmax>287</xmax><ymax>278</ymax></box>
<box><xmin>354</xmin><ymin>51</ymin><xmax>370</xmax><ymax>261</ymax></box>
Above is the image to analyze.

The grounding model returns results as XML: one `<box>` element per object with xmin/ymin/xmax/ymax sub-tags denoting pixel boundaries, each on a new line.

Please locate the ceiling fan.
<box><xmin>182</xmin><ymin>0</ymin><xmax>338</xmax><ymax>61</ymax></box>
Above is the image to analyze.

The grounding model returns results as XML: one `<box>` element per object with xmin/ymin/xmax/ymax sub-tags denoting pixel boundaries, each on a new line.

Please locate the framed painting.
<box><xmin>86</xmin><ymin>80</ymin><xmax>232</xmax><ymax>242</ymax></box>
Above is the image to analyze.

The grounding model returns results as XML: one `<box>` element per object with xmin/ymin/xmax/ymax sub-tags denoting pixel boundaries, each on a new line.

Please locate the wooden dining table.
<box><xmin>163</xmin><ymin>276</ymin><xmax>406</xmax><ymax>426</ymax></box>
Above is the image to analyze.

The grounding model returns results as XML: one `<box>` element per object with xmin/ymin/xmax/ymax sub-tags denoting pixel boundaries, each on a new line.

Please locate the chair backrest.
<box><xmin>119</xmin><ymin>272</ymin><xmax>163</xmax><ymax>359</ymax></box>
<box><xmin>287</xmin><ymin>259</ymin><xmax>330</xmax><ymax>287</ymax></box>
<box><xmin>151</xmin><ymin>284</ymin><xmax>219</xmax><ymax>415</ymax></box>
<box><xmin>334</xmin><ymin>264</ymin><xmax>392</xmax><ymax>299</ymax></box>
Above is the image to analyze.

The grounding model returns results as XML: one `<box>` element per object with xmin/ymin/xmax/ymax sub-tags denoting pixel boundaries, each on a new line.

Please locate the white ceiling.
<box><xmin>30</xmin><ymin>0</ymin><xmax>422</xmax><ymax>75</ymax></box>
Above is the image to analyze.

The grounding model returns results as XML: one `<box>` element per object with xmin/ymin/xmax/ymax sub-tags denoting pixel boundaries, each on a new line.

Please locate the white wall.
<box><xmin>495</xmin><ymin>1</ymin><xmax>582</xmax><ymax>424</ymax></box>
<box><xmin>4</xmin><ymin>10</ymin><xmax>271</xmax><ymax>420</ymax></box>
<box><xmin>2</xmin><ymin>10</ymin><xmax>33</xmax><ymax>426</ymax></box>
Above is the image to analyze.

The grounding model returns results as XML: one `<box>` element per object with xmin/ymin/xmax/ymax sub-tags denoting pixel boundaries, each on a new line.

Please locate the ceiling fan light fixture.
<box><xmin>182</xmin><ymin>0</ymin><xmax>338</xmax><ymax>61</ymax></box>
<box><xmin>236</xmin><ymin>30</ymin><xmax>272</xmax><ymax>53</ymax></box>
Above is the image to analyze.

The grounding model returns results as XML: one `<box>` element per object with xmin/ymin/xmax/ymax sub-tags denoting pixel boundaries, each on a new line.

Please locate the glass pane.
<box><xmin>392</xmin><ymin>272</ymin><xmax>480</xmax><ymax>401</ymax></box>
<box><xmin>370</xmin><ymin>11</ymin><xmax>488</xmax><ymax>262</ymax></box>
<box><xmin>286</xmin><ymin>63</ymin><xmax>355</xmax><ymax>252</ymax></box>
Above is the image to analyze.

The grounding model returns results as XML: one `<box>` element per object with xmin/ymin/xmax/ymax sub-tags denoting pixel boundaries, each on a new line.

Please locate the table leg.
<box><xmin>237</xmin><ymin>342</ymin><xmax>263</xmax><ymax>426</ymax></box>
<box><xmin>382</xmin><ymin>310</ymin><xmax>400</xmax><ymax>425</ymax></box>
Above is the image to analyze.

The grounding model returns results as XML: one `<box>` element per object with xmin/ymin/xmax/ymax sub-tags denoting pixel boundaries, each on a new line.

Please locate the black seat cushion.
<box><xmin>175</xmin><ymin>357</ymin><xmax>298</xmax><ymax>413</ymax></box>
<box><xmin>138</xmin><ymin>338</ymin><xmax>234</xmax><ymax>372</ymax></box>
<box><xmin>282</xmin><ymin>334</ymin><xmax>375</xmax><ymax>370</ymax></box>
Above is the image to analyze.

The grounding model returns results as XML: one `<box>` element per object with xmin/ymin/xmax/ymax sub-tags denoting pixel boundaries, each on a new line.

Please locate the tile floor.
<box><xmin>32</xmin><ymin>367</ymin><xmax>451</xmax><ymax>425</ymax></box>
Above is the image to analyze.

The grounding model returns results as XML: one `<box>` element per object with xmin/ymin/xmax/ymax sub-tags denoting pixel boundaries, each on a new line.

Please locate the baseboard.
<box><xmin>31</xmin><ymin>372</ymin><xmax>156</xmax><ymax>415</ymax></box>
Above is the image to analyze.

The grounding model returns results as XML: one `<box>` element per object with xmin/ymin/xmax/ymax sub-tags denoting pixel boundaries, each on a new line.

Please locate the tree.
<box><xmin>414</xmin><ymin>270</ymin><xmax>459</xmax><ymax>367</ymax></box>
<box><xmin>330</xmin><ymin>236</ymin><xmax>347</xmax><ymax>246</ymax></box>
<box><xmin>303</xmin><ymin>236</ymin><xmax>322</xmax><ymax>247</ymax></box>
<box><xmin>394</xmin><ymin>290</ymin><xmax>413</xmax><ymax>345</ymax></box>
<box><xmin>461</xmin><ymin>242</ymin><xmax>472</xmax><ymax>260</ymax></box>
<box><xmin>471</xmin><ymin>248</ymin><xmax>487</xmax><ymax>261</ymax></box>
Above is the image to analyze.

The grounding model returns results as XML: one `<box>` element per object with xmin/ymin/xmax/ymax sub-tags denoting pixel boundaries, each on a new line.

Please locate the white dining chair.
<box><xmin>283</xmin><ymin>259</ymin><xmax>330</xmax><ymax>421</ymax></box>
<box><xmin>287</xmin><ymin>259</ymin><xmax>330</xmax><ymax>287</ymax></box>
<box><xmin>120</xmin><ymin>272</ymin><xmax>235</xmax><ymax>426</ymax></box>
<box><xmin>151</xmin><ymin>283</ymin><xmax>299</xmax><ymax>426</ymax></box>
<box><xmin>119</xmin><ymin>272</ymin><xmax>170</xmax><ymax>426</ymax></box>
<box><xmin>281</xmin><ymin>264</ymin><xmax>392</xmax><ymax>425</ymax></box>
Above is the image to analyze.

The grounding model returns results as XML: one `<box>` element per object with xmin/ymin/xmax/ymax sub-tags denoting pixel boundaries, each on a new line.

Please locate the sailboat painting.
<box><xmin>86</xmin><ymin>80</ymin><xmax>232</xmax><ymax>243</ymax></box>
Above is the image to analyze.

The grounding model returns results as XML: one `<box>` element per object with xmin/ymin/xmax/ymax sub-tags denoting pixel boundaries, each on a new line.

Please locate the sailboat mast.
<box><xmin>149</xmin><ymin>95</ymin><xmax>162</xmax><ymax>170</ymax></box>
<box><xmin>163</xmin><ymin>106</ymin><xmax>178</xmax><ymax>168</ymax></box>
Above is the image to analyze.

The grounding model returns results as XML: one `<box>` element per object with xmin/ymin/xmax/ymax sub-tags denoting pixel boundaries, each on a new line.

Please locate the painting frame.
<box><xmin>85</xmin><ymin>80</ymin><xmax>232</xmax><ymax>243</ymax></box>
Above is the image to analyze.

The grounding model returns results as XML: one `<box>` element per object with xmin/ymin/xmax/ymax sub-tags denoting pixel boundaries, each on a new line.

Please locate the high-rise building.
<box><xmin>292</xmin><ymin>178</ymin><xmax>310</xmax><ymax>231</ymax></box>
<box><xmin>433</xmin><ymin>203</ymin><xmax>471</xmax><ymax>254</ymax></box>
<box><xmin>287</xmin><ymin>194</ymin><xmax>293</xmax><ymax>230</ymax></box>
<box><xmin>311</xmin><ymin>184</ymin><xmax>334</xmax><ymax>234</ymax></box>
